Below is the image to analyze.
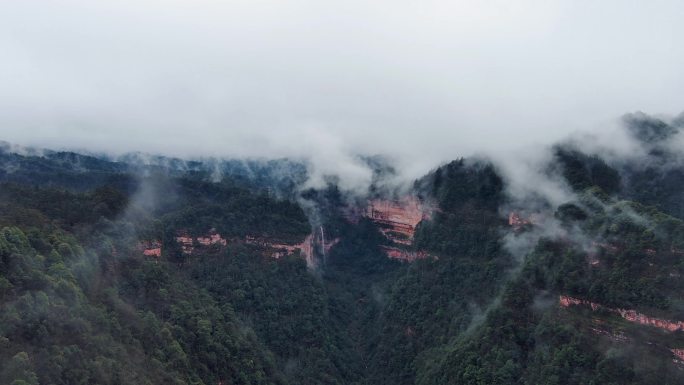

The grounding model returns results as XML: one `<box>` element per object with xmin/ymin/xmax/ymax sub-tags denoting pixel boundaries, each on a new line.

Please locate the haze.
<box><xmin>1</xmin><ymin>0</ymin><xmax>683</xmax><ymax>188</ymax></box>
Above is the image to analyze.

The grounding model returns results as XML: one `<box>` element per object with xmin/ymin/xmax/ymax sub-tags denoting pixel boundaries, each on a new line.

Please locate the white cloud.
<box><xmin>1</xmin><ymin>0</ymin><xmax>683</xmax><ymax>187</ymax></box>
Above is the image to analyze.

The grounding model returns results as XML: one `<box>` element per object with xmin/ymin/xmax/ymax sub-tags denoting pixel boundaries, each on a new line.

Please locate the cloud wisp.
<box><xmin>1</xmin><ymin>1</ymin><xmax>683</xmax><ymax>190</ymax></box>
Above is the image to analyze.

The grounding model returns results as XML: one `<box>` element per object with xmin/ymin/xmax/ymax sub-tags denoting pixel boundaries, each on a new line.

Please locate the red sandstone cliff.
<box><xmin>671</xmin><ymin>348</ymin><xmax>684</xmax><ymax>362</ymax></box>
<box><xmin>360</xmin><ymin>196</ymin><xmax>434</xmax><ymax>261</ymax></box>
<box><xmin>587</xmin><ymin>325</ymin><xmax>629</xmax><ymax>342</ymax></box>
<box><xmin>245</xmin><ymin>227</ymin><xmax>339</xmax><ymax>268</ymax></box>
<box><xmin>559</xmin><ymin>295</ymin><xmax>684</xmax><ymax>332</ymax></box>
<box><xmin>508</xmin><ymin>212</ymin><xmax>532</xmax><ymax>231</ymax></box>
<box><xmin>364</xmin><ymin>197</ymin><xmax>427</xmax><ymax>245</ymax></box>
<box><xmin>561</xmin><ymin>295</ymin><xmax>684</xmax><ymax>364</ymax></box>
<box><xmin>249</xmin><ymin>235</ymin><xmax>313</xmax><ymax>261</ymax></box>
<box><xmin>137</xmin><ymin>240</ymin><xmax>162</xmax><ymax>258</ymax></box>
<box><xmin>381</xmin><ymin>246</ymin><xmax>433</xmax><ymax>262</ymax></box>
<box><xmin>507</xmin><ymin>211</ymin><xmax>546</xmax><ymax>232</ymax></box>
<box><xmin>175</xmin><ymin>228</ymin><xmax>227</xmax><ymax>255</ymax></box>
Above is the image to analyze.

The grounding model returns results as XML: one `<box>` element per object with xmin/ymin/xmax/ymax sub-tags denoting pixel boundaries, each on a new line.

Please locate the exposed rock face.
<box><xmin>508</xmin><ymin>212</ymin><xmax>531</xmax><ymax>231</ymax></box>
<box><xmin>508</xmin><ymin>211</ymin><xmax>543</xmax><ymax>231</ymax></box>
<box><xmin>176</xmin><ymin>235</ymin><xmax>194</xmax><ymax>254</ymax></box>
<box><xmin>588</xmin><ymin>325</ymin><xmax>629</xmax><ymax>342</ymax></box>
<box><xmin>245</xmin><ymin>227</ymin><xmax>340</xmax><ymax>268</ymax></box>
<box><xmin>364</xmin><ymin>197</ymin><xmax>428</xmax><ymax>245</ymax></box>
<box><xmin>137</xmin><ymin>240</ymin><xmax>162</xmax><ymax>258</ymax></box>
<box><xmin>381</xmin><ymin>246</ymin><xmax>432</xmax><ymax>262</ymax></box>
<box><xmin>250</xmin><ymin>235</ymin><xmax>312</xmax><ymax>261</ymax></box>
<box><xmin>560</xmin><ymin>295</ymin><xmax>684</xmax><ymax>332</ymax></box>
<box><xmin>617</xmin><ymin>309</ymin><xmax>684</xmax><ymax>332</ymax></box>
<box><xmin>559</xmin><ymin>295</ymin><xmax>601</xmax><ymax>310</ymax></box>
<box><xmin>586</xmin><ymin>242</ymin><xmax>684</xmax><ymax>269</ymax></box>
<box><xmin>360</xmin><ymin>196</ymin><xmax>434</xmax><ymax>261</ymax></box>
<box><xmin>143</xmin><ymin>248</ymin><xmax>162</xmax><ymax>257</ymax></box>
<box><xmin>671</xmin><ymin>348</ymin><xmax>684</xmax><ymax>363</ymax></box>
<box><xmin>175</xmin><ymin>229</ymin><xmax>227</xmax><ymax>255</ymax></box>
<box><xmin>197</xmin><ymin>233</ymin><xmax>228</xmax><ymax>246</ymax></box>
<box><xmin>587</xmin><ymin>254</ymin><xmax>601</xmax><ymax>266</ymax></box>
<box><xmin>562</xmin><ymin>295</ymin><xmax>684</xmax><ymax>363</ymax></box>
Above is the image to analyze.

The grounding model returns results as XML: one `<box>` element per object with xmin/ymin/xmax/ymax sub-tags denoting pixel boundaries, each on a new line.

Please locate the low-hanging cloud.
<box><xmin>1</xmin><ymin>0</ymin><xmax>684</xmax><ymax>190</ymax></box>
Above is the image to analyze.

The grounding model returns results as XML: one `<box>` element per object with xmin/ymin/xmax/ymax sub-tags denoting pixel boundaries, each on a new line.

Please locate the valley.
<box><xmin>2</xmin><ymin>112</ymin><xmax>684</xmax><ymax>384</ymax></box>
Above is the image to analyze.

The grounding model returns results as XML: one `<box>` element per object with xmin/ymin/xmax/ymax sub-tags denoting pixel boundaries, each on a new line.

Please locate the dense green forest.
<box><xmin>2</xmin><ymin>112</ymin><xmax>684</xmax><ymax>384</ymax></box>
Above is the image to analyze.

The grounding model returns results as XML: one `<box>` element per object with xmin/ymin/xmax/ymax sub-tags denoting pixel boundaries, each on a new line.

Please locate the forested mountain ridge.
<box><xmin>3</xmin><ymin>112</ymin><xmax>684</xmax><ymax>384</ymax></box>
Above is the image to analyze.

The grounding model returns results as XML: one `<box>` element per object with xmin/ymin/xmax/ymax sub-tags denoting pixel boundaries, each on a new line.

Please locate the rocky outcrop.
<box><xmin>197</xmin><ymin>233</ymin><xmax>228</xmax><ymax>246</ymax></box>
<box><xmin>559</xmin><ymin>295</ymin><xmax>684</xmax><ymax>332</ymax></box>
<box><xmin>250</xmin><ymin>235</ymin><xmax>313</xmax><ymax>261</ymax></box>
<box><xmin>559</xmin><ymin>295</ymin><xmax>601</xmax><ymax>310</ymax></box>
<box><xmin>143</xmin><ymin>248</ymin><xmax>162</xmax><ymax>257</ymax></box>
<box><xmin>175</xmin><ymin>235</ymin><xmax>194</xmax><ymax>254</ymax></box>
<box><xmin>364</xmin><ymin>197</ymin><xmax>429</xmax><ymax>245</ymax></box>
<box><xmin>381</xmin><ymin>246</ymin><xmax>432</xmax><ymax>262</ymax></box>
<box><xmin>617</xmin><ymin>309</ymin><xmax>684</xmax><ymax>332</ymax></box>
<box><xmin>175</xmin><ymin>229</ymin><xmax>227</xmax><ymax>255</ymax></box>
<box><xmin>586</xmin><ymin>242</ymin><xmax>684</xmax><ymax>270</ymax></box>
<box><xmin>671</xmin><ymin>349</ymin><xmax>684</xmax><ymax>363</ymax></box>
<box><xmin>245</xmin><ymin>227</ymin><xmax>339</xmax><ymax>268</ymax></box>
<box><xmin>508</xmin><ymin>211</ymin><xmax>544</xmax><ymax>231</ymax></box>
<box><xmin>508</xmin><ymin>212</ymin><xmax>532</xmax><ymax>231</ymax></box>
<box><xmin>562</xmin><ymin>296</ymin><xmax>684</xmax><ymax>367</ymax></box>
<box><xmin>358</xmin><ymin>196</ymin><xmax>435</xmax><ymax>261</ymax></box>
<box><xmin>588</xmin><ymin>325</ymin><xmax>629</xmax><ymax>342</ymax></box>
<box><xmin>137</xmin><ymin>240</ymin><xmax>162</xmax><ymax>258</ymax></box>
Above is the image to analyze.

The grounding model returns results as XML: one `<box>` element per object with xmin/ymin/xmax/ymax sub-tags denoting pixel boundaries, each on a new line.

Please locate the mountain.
<box><xmin>2</xmin><ymin>112</ymin><xmax>684</xmax><ymax>384</ymax></box>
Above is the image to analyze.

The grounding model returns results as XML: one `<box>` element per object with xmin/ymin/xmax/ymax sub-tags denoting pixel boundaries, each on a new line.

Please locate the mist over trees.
<box><xmin>2</xmin><ymin>112</ymin><xmax>684</xmax><ymax>384</ymax></box>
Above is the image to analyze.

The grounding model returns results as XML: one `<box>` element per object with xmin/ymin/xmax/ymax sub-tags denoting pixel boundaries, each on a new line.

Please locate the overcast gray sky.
<box><xmin>1</xmin><ymin>0</ymin><xmax>683</xmax><ymax>188</ymax></box>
